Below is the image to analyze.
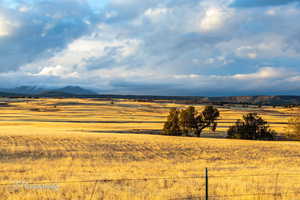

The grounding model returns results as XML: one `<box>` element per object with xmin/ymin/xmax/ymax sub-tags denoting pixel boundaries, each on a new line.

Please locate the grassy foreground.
<box><xmin>0</xmin><ymin>98</ymin><xmax>299</xmax><ymax>199</ymax></box>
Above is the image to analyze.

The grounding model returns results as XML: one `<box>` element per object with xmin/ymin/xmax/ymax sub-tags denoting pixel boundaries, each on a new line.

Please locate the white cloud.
<box><xmin>35</xmin><ymin>65</ymin><xmax>79</xmax><ymax>78</ymax></box>
<box><xmin>105</xmin><ymin>11</ymin><xmax>118</xmax><ymax>19</ymax></box>
<box><xmin>218</xmin><ymin>33</ymin><xmax>300</xmax><ymax>60</ymax></box>
<box><xmin>199</xmin><ymin>6</ymin><xmax>234</xmax><ymax>32</ymax></box>
<box><xmin>233</xmin><ymin>67</ymin><xmax>288</xmax><ymax>80</ymax></box>
<box><xmin>65</xmin><ymin>35</ymin><xmax>141</xmax><ymax>63</ymax></box>
<box><xmin>235</xmin><ymin>46</ymin><xmax>257</xmax><ymax>59</ymax></box>
<box><xmin>110</xmin><ymin>0</ymin><xmax>139</xmax><ymax>6</ymax></box>
<box><xmin>21</xmin><ymin>30</ymin><xmax>141</xmax><ymax>79</ymax></box>
<box><xmin>144</xmin><ymin>7</ymin><xmax>170</xmax><ymax>22</ymax></box>
<box><xmin>289</xmin><ymin>77</ymin><xmax>299</xmax><ymax>82</ymax></box>
<box><xmin>205</xmin><ymin>56</ymin><xmax>233</xmax><ymax>65</ymax></box>
<box><xmin>247</xmin><ymin>52</ymin><xmax>257</xmax><ymax>59</ymax></box>
<box><xmin>173</xmin><ymin>74</ymin><xmax>201</xmax><ymax>79</ymax></box>
<box><xmin>0</xmin><ymin>14</ymin><xmax>17</xmax><ymax>37</ymax></box>
<box><xmin>266</xmin><ymin>9</ymin><xmax>277</xmax><ymax>16</ymax></box>
<box><xmin>18</xmin><ymin>6</ymin><xmax>30</xmax><ymax>13</ymax></box>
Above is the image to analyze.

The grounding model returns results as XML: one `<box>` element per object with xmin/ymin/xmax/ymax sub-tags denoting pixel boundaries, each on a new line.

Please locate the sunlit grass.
<box><xmin>0</xmin><ymin>98</ymin><xmax>299</xmax><ymax>199</ymax></box>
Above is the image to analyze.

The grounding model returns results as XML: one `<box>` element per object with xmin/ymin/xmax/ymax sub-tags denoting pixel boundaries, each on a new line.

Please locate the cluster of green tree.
<box><xmin>227</xmin><ymin>113</ymin><xmax>276</xmax><ymax>140</ymax></box>
<box><xmin>163</xmin><ymin>107</ymin><xmax>277</xmax><ymax>140</ymax></box>
<box><xmin>163</xmin><ymin>106</ymin><xmax>220</xmax><ymax>137</ymax></box>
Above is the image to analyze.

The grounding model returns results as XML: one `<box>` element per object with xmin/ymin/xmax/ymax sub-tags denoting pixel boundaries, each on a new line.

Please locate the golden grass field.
<box><xmin>0</xmin><ymin>98</ymin><xmax>299</xmax><ymax>200</ymax></box>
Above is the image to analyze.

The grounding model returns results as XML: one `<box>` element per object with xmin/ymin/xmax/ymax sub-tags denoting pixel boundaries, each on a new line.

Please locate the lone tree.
<box><xmin>163</xmin><ymin>106</ymin><xmax>220</xmax><ymax>137</ymax></box>
<box><xmin>227</xmin><ymin>113</ymin><xmax>276</xmax><ymax>140</ymax></box>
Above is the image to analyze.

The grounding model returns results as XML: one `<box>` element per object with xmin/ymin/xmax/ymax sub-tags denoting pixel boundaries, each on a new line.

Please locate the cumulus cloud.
<box><xmin>0</xmin><ymin>0</ymin><xmax>300</xmax><ymax>95</ymax></box>
<box><xmin>34</xmin><ymin>65</ymin><xmax>79</xmax><ymax>78</ymax></box>
<box><xmin>199</xmin><ymin>6</ymin><xmax>234</xmax><ymax>32</ymax></box>
<box><xmin>0</xmin><ymin>0</ymin><xmax>96</xmax><ymax>72</ymax></box>
<box><xmin>233</xmin><ymin>67</ymin><xmax>289</xmax><ymax>80</ymax></box>
<box><xmin>21</xmin><ymin>24</ymin><xmax>142</xmax><ymax>80</ymax></box>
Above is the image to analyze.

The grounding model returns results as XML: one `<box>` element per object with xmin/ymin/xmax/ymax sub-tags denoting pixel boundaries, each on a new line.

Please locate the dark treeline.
<box><xmin>0</xmin><ymin>91</ymin><xmax>300</xmax><ymax>106</ymax></box>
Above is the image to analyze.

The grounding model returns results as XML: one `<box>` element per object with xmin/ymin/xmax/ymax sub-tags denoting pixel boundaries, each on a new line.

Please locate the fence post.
<box><xmin>205</xmin><ymin>168</ymin><xmax>208</xmax><ymax>200</ymax></box>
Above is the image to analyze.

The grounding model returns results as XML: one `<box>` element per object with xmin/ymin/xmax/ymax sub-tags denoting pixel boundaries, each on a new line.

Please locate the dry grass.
<box><xmin>0</xmin><ymin>98</ymin><xmax>299</xmax><ymax>199</ymax></box>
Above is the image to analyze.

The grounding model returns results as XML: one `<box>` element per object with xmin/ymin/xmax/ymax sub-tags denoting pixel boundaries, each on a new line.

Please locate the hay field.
<box><xmin>0</xmin><ymin>98</ymin><xmax>299</xmax><ymax>200</ymax></box>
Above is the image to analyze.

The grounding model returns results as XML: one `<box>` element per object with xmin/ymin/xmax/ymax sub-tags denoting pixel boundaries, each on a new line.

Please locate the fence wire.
<box><xmin>1</xmin><ymin>172</ymin><xmax>299</xmax><ymax>199</ymax></box>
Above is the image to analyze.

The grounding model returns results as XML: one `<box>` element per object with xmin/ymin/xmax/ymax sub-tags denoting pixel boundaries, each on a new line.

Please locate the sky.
<box><xmin>0</xmin><ymin>0</ymin><xmax>300</xmax><ymax>96</ymax></box>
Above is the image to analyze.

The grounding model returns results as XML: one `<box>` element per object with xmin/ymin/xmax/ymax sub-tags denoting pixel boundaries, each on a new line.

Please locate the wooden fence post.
<box><xmin>205</xmin><ymin>168</ymin><xmax>208</xmax><ymax>200</ymax></box>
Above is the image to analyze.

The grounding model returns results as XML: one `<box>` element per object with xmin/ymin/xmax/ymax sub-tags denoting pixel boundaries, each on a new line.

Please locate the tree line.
<box><xmin>163</xmin><ymin>106</ymin><xmax>277</xmax><ymax>140</ymax></box>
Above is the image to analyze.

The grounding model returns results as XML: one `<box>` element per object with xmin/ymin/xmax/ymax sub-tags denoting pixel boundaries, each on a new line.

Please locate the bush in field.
<box><xmin>163</xmin><ymin>106</ymin><xmax>220</xmax><ymax>137</ymax></box>
<box><xmin>287</xmin><ymin>116</ymin><xmax>300</xmax><ymax>139</ymax></box>
<box><xmin>227</xmin><ymin>113</ymin><xmax>276</xmax><ymax>140</ymax></box>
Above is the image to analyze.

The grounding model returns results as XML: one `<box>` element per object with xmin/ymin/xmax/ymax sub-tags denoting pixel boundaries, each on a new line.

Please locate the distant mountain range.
<box><xmin>0</xmin><ymin>86</ymin><xmax>299</xmax><ymax>105</ymax></box>
<box><xmin>0</xmin><ymin>86</ymin><xmax>98</xmax><ymax>96</ymax></box>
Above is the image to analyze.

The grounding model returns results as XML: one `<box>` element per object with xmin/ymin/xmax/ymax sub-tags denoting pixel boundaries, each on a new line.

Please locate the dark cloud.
<box><xmin>230</xmin><ymin>0</ymin><xmax>300</xmax><ymax>8</ymax></box>
<box><xmin>0</xmin><ymin>0</ymin><xmax>97</xmax><ymax>72</ymax></box>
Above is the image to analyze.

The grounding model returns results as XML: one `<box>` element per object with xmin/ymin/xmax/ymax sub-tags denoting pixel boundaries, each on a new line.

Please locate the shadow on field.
<box><xmin>1</xmin><ymin>119</ymin><xmax>165</xmax><ymax>123</ymax></box>
<box><xmin>87</xmin><ymin>129</ymin><xmax>163</xmax><ymax>135</ymax></box>
<box><xmin>86</xmin><ymin>129</ymin><xmax>228</xmax><ymax>139</ymax></box>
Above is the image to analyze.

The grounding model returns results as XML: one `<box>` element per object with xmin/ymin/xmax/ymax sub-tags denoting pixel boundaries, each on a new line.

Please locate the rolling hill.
<box><xmin>0</xmin><ymin>86</ymin><xmax>299</xmax><ymax>105</ymax></box>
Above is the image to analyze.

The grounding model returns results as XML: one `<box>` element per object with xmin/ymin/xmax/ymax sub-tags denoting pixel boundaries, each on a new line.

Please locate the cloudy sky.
<box><xmin>0</xmin><ymin>0</ymin><xmax>300</xmax><ymax>96</ymax></box>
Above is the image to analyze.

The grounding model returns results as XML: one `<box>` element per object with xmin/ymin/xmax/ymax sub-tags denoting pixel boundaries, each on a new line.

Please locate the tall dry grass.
<box><xmin>0</xmin><ymin>98</ymin><xmax>298</xmax><ymax>199</ymax></box>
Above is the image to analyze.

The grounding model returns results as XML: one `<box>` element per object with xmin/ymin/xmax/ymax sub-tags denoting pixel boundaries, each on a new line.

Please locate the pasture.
<box><xmin>0</xmin><ymin>98</ymin><xmax>299</xmax><ymax>200</ymax></box>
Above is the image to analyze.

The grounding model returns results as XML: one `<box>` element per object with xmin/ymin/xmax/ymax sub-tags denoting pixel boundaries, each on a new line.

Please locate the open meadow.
<box><xmin>0</xmin><ymin>98</ymin><xmax>299</xmax><ymax>200</ymax></box>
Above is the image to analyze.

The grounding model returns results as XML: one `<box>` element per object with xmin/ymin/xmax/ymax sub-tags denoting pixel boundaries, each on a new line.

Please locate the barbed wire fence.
<box><xmin>1</xmin><ymin>168</ymin><xmax>300</xmax><ymax>199</ymax></box>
